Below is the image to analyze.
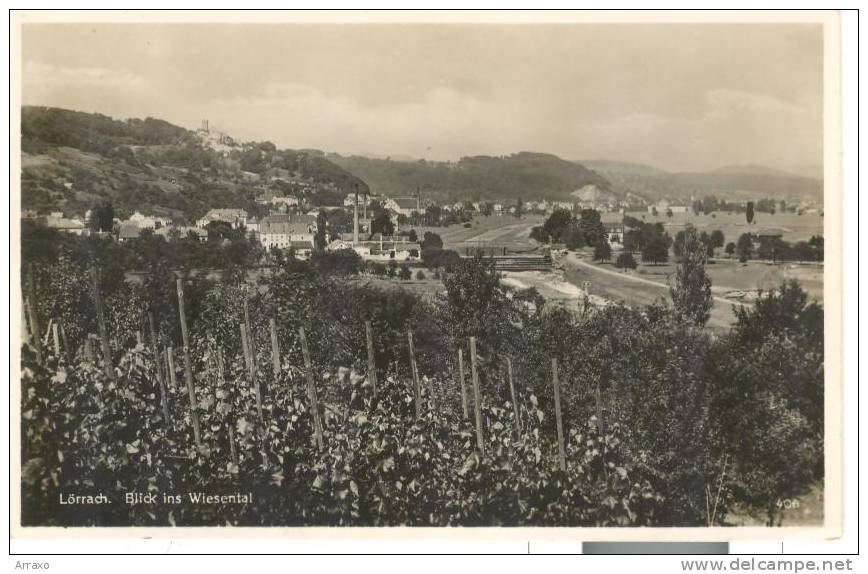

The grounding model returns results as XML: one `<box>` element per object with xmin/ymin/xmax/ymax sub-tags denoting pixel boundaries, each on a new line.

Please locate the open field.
<box><xmin>606</xmin><ymin>210</ymin><xmax>825</xmax><ymax>245</ymax></box>
<box><xmin>413</xmin><ymin>215</ymin><xmax>545</xmax><ymax>253</ymax></box>
<box><xmin>554</xmin><ymin>250</ymin><xmax>823</xmax><ymax>332</ymax></box>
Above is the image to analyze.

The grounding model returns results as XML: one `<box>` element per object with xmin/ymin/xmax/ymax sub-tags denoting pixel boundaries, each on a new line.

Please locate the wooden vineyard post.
<box><xmin>25</xmin><ymin>268</ymin><xmax>44</xmax><ymax>364</ymax></box>
<box><xmin>427</xmin><ymin>377</ymin><xmax>436</xmax><ymax>412</ymax></box>
<box><xmin>365</xmin><ymin>321</ymin><xmax>378</xmax><ymax>395</ymax></box>
<box><xmin>407</xmin><ymin>330</ymin><xmax>421</xmax><ymax>418</ymax></box>
<box><xmin>595</xmin><ymin>384</ymin><xmax>605</xmax><ymax>434</ymax></box>
<box><xmin>216</xmin><ymin>347</ymin><xmax>226</xmax><ymax>380</ymax></box>
<box><xmin>90</xmin><ymin>267</ymin><xmax>114</xmax><ymax>380</ymax></box>
<box><xmin>269</xmin><ymin>318</ymin><xmax>281</xmax><ymax>377</ymax></box>
<box><xmin>51</xmin><ymin>320</ymin><xmax>61</xmax><ymax>359</ymax></box>
<box><xmin>228</xmin><ymin>423</ymin><xmax>239</xmax><ymax>465</ymax></box>
<box><xmin>148</xmin><ymin>310</ymin><xmax>172</xmax><ymax>426</ymax></box>
<box><xmin>551</xmin><ymin>358</ymin><xmax>566</xmax><ymax>472</ymax></box>
<box><xmin>240</xmin><ymin>322</ymin><xmax>264</xmax><ymax>423</ymax></box>
<box><xmin>244</xmin><ymin>299</ymin><xmax>259</xmax><ymax>388</ymax></box>
<box><xmin>469</xmin><ymin>337</ymin><xmax>484</xmax><ymax>454</ymax></box>
<box><xmin>457</xmin><ymin>348</ymin><xmax>469</xmax><ymax>420</ymax></box>
<box><xmin>176</xmin><ymin>278</ymin><xmax>202</xmax><ymax>450</ymax></box>
<box><xmin>166</xmin><ymin>346</ymin><xmax>177</xmax><ymax>389</ymax></box>
<box><xmin>59</xmin><ymin>324</ymin><xmax>71</xmax><ymax>364</ymax></box>
<box><xmin>505</xmin><ymin>356</ymin><xmax>521</xmax><ymax>435</ymax></box>
<box><xmin>83</xmin><ymin>335</ymin><xmax>94</xmax><ymax>362</ymax></box>
<box><xmin>298</xmin><ymin>326</ymin><xmax>324</xmax><ymax>451</ymax></box>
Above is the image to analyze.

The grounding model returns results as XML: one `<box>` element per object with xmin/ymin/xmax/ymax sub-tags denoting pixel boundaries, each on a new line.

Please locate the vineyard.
<box><xmin>19</xmin><ymin>232</ymin><xmax>825</xmax><ymax>528</ymax></box>
<box><xmin>21</xmin><ymin>280</ymin><xmax>666</xmax><ymax>527</ymax></box>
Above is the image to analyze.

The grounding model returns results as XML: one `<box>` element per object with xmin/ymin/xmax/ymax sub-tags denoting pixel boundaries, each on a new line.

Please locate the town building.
<box><xmin>126</xmin><ymin>211</ymin><xmax>170</xmax><ymax>230</ymax></box>
<box><xmin>154</xmin><ymin>226</ymin><xmax>207</xmax><ymax>242</ymax></box>
<box><xmin>384</xmin><ymin>197</ymin><xmax>422</xmax><ymax>217</ymax></box>
<box><xmin>196</xmin><ymin>208</ymin><xmax>248</xmax><ymax>229</ymax></box>
<box><xmin>44</xmin><ymin>213</ymin><xmax>87</xmax><ymax>235</ymax></box>
<box><xmin>257</xmin><ymin>214</ymin><xmax>316</xmax><ymax>252</ymax></box>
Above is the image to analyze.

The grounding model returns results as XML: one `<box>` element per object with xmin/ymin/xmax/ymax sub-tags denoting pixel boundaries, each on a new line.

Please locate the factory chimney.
<box><xmin>353</xmin><ymin>184</ymin><xmax>360</xmax><ymax>244</ymax></box>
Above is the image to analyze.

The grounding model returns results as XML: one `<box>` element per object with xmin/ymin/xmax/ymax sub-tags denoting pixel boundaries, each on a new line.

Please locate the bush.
<box><xmin>416</xmin><ymin>270</ymin><xmax>426</xmax><ymax>280</ymax></box>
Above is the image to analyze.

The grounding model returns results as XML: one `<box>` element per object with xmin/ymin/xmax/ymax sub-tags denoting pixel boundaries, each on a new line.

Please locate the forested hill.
<box><xmin>327</xmin><ymin>152</ymin><xmax>612</xmax><ymax>203</ymax></box>
<box><xmin>20</xmin><ymin>106</ymin><xmax>369</xmax><ymax>221</ymax></box>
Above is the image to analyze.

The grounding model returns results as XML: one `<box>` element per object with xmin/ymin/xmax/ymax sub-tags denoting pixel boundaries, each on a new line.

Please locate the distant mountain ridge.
<box><xmin>327</xmin><ymin>151</ymin><xmax>612</xmax><ymax>203</ymax></box>
<box><xmin>580</xmin><ymin>159</ymin><xmax>823</xmax><ymax>204</ymax></box>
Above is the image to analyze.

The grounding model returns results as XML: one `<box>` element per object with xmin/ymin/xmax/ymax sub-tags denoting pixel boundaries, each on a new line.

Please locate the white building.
<box><xmin>45</xmin><ymin>213</ymin><xmax>86</xmax><ymax>235</ymax></box>
<box><xmin>257</xmin><ymin>214</ymin><xmax>316</xmax><ymax>251</ymax></box>
<box><xmin>384</xmin><ymin>197</ymin><xmax>422</xmax><ymax>217</ymax></box>
<box><xmin>196</xmin><ymin>208</ymin><xmax>248</xmax><ymax>229</ymax></box>
<box><xmin>127</xmin><ymin>211</ymin><xmax>170</xmax><ymax>229</ymax></box>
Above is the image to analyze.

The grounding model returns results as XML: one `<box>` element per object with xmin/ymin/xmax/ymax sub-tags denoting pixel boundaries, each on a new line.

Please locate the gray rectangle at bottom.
<box><xmin>583</xmin><ymin>542</ymin><xmax>730</xmax><ymax>554</ymax></box>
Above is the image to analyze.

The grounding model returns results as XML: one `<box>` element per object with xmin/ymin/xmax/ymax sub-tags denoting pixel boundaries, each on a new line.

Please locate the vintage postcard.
<box><xmin>9</xmin><ymin>10</ymin><xmax>843</xmax><ymax>541</ymax></box>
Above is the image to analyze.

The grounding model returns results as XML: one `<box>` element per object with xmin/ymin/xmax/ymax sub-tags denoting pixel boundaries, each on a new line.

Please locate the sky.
<box><xmin>21</xmin><ymin>23</ymin><xmax>824</xmax><ymax>176</ymax></box>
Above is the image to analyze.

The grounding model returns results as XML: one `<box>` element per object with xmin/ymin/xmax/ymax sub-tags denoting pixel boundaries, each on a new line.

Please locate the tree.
<box><xmin>415</xmin><ymin>269</ymin><xmax>426</xmax><ymax>280</ymax></box>
<box><xmin>89</xmin><ymin>201</ymin><xmax>115</xmax><ymax>232</ymax></box>
<box><xmin>420</xmin><ymin>231</ymin><xmax>444</xmax><ymax>267</ymax></box>
<box><xmin>641</xmin><ymin>234</ymin><xmax>670</xmax><ymax>265</ymax></box>
<box><xmin>593</xmin><ymin>241</ymin><xmax>612</xmax><ymax>262</ymax></box>
<box><xmin>736</xmin><ymin>233</ymin><xmax>753</xmax><ymax>263</ymax></box>
<box><xmin>407</xmin><ymin>229</ymin><xmax>418</xmax><ymax>242</ymax></box>
<box><xmin>542</xmin><ymin>209</ymin><xmax>572</xmax><ymax>243</ymax></box>
<box><xmin>670</xmin><ymin>225</ymin><xmax>713</xmax><ymax>326</ymax></box>
<box><xmin>666</xmin><ymin>208</ymin><xmax>673</xmax><ymax>219</ymax></box>
<box><xmin>710</xmin><ymin>230</ymin><xmax>725</xmax><ymax>250</ymax></box>
<box><xmin>746</xmin><ymin>201</ymin><xmax>755</xmax><ymax>225</ymax></box>
<box><xmin>398</xmin><ymin>264</ymin><xmax>412</xmax><ymax>281</ymax></box>
<box><xmin>370</xmin><ymin>210</ymin><xmax>394</xmax><ymax>237</ymax></box>
<box><xmin>578</xmin><ymin>208</ymin><xmax>607</xmax><ymax>248</ymax></box>
<box><xmin>615</xmin><ymin>251</ymin><xmax>637</xmax><ymax>271</ymax></box>
<box><xmin>725</xmin><ymin>242</ymin><xmax>736</xmax><ymax>258</ymax></box>
<box><xmin>514</xmin><ymin>198</ymin><xmax>524</xmax><ymax>219</ymax></box>
<box><xmin>651</xmin><ymin>206</ymin><xmax>658</xmax><ymax>217</ymax></box>
<box><xmin>713</xmin><ymin>281</ymin><xmax>824</xmax><ymax>525</ymax></box>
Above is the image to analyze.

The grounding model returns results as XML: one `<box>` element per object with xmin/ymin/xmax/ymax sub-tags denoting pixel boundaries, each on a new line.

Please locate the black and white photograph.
<box><xmin>10</xmin><ymin>10</ymin><xmax>843</xmax><ymax>537</ymax></box>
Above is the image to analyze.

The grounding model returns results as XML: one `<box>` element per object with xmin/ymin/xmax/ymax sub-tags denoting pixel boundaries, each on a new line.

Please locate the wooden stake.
<box><xmin>269</xmin><ymin>317</ymin><xmax>281</xmax><ymax>376</ymax></box>
<box><xmin>148</xmin><ymin>310</ymin><xmax>171</xmax><ymax>426</ymax></box>
<box><xmin>51</xmin><ymin>320</ymin><xmax>61</xmax><ymax>358</ymax></box>
<box><xmin>83</xmin><ymin>335</ymin><xmax>94</xmax><ymax>362</ymax></box>
<box><xmin>506</xmin><ymin>356</ymin><xmax>521</xmax><ymax>435</ymax></box>
<box><xmin>90</xmin><ymin>267</ymin><xmax>114</xmax><ymax>380</ymax></box>
<box><xmin>59</xmin><ymin>324</ymin><xmax>71</xmax><ymax>364</ymax></box>
<box><xmin>365</xmin><ymin>321</ymin><xmax>378</xmax><ymax>394</ymax></box>
<box><xmin>240</xmin><ymin>322</ymin><xmax>263</xmax><ymax>423</ymax></box>
<box><xmin>551</xmin><ymin>358</ymin><xmax>566</xmax><ymax>472</ymax></box>
<box><xmin>427</xmin><ymin>376</ymin><xmax>436</xmax><ymax>412</ymax></box>
<box><xmin>595</xmin><ymin>384</ymin><xmax>605</xmax><ymax>434</ymax></box>
<box><xmin>176</xmin><ymin>278</ymin><xmax>202</xmax><ymax>450</ymax></box>
<box><xmin>458</xmin><ymin>348</ymin><xmax>469</xmax><ymax>420</ymax></box>
<box><xmin>243</xmin><ymin>298</ymin><xmax>261</xmax><ymax>382</ymax></box>
<box><xmin>469</xmin><ymin>337</ymin><xmax>484</xmax><ymax>454</ymax></box>
<box><xmin>25</xmin><ymin>268</ymin><xmax>44</xmax><ymax>364</ymax></box>
<box><xmin>228</xmin><ymin>422</ymin><xmax>239</xmax><ymax>465</ymax></box>
<box><xmin>299</xmin><ymin>326</ymin><xmax>324</xmax><ymax>450</ymax></box>
<box><xmin>407</xmin><ymin>330</ymin><xmax>421</xmax><ymax>418</ymax></box>
<box><xmin>216</xmin><ymin>347</ymin><xmax>225</xmax><ymax>380</ymax></box>
<box><xmin>166</xmin><ymin>346</ymin><xmax>177</xmax><ymax>389</ymax></box>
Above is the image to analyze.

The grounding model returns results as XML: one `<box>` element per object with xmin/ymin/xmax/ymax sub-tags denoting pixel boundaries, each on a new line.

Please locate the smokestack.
<box><xmin>416</xmin><ymin>186</ymin><xmax>421</xmax><ymax>213</ymax></box>
<box><xmin>353</xmin><ymin>184</ymin><xmax>359</xmax><ymax>244</ymax></box>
